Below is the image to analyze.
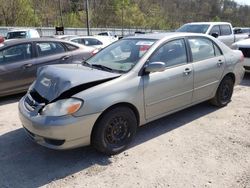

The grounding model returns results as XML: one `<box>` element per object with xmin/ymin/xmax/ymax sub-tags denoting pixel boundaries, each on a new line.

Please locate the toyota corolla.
<box><xmin>19</xmin><ymin>33</ymin><xmax>245</xmax><ymax>155</ymax></box>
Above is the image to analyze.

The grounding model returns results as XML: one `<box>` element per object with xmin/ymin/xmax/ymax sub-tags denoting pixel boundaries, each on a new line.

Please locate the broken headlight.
<box><xmin>41</xmin><ymin>98</ymin><xmax>82</xmax><ymax>116</ymax></box>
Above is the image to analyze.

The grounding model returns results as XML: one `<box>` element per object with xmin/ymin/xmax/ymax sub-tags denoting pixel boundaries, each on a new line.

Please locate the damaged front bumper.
<box><xmin>19</xmin><ymin>96</ymin><xmax>101</xmax><ymax>150</ymax></box>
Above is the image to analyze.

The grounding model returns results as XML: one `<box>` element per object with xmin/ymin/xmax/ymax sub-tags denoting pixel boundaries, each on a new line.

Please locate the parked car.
<box><xmin>232</xmin><ymin>38</ymin><xmax>250</xmax><ymax>73</ymax></box>
<box><xmin>52</xmin><ymin>35</ymin><xmax>77</xmax><ymax>40</ymax></box>
<box><xmin>6</xmin><ymin>29</ymin><xmax>40</xmax><ymax>39</ymax></box>
<box><xmin>98</xmin><ymin>31</ymin><xmax>118</xmax><ymax>41</ymax></box>
<box><xmin>19</xmin><ymin>33</ymin><xmax>244</xmax><ymax>155</ymax></box>
<box><xmin>67</xmin><ymin>35</ymin><xmax>114</xmax><ymax>49</ymax></box>
<box><xmin>234</xmin><ymin>27</ymin><xmax>250</xmax><ymax>35</ymax></box>
<box><xmin>177</xmin><ymin>22</ymin><xmax>249</xmax><ymax>47</ymax></box>
<box><xmin>0</xmin><ymin>38</ymin><xmax>96</xmax><ymax>97</ymax></box>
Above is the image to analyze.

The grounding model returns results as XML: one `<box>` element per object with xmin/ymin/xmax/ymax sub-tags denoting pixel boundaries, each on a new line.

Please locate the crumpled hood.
<box><xmin>33</xmin><ymin>64</ymin><xmax>120</xmax><ymax>102</ymax></box>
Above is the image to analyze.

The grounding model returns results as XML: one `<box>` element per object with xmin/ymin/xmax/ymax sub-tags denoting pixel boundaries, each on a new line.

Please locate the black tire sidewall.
<box><xmin>92</xmin><ymin>107</ymin><xmax>137</xmax><ymax>155</ymax></box>
<box><xmin>217</xmin><ymin>77</ymin><xmax>234</xmax><ymax>106</ymax></box>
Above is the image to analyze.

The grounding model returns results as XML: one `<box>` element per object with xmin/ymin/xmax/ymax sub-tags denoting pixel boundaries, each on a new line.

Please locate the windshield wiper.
<box><xmin>82</xmin><ymin>61</ymin><xmax>92</xmax><ymax>67</ymax></box>
<box><xmin>91</xmin><ymin>64</ymin><xmax>114</xmax><ymax>72</ymax></box>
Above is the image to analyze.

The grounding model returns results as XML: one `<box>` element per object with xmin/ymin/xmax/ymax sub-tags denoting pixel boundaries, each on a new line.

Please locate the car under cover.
<box><xmin>32</xmin><ymin>64</ymin><xmax>121</xmax><ymax>102</ymax></box>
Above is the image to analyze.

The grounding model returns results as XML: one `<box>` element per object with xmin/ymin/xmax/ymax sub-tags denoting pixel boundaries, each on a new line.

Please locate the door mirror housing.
<box><xmin>211</xmin><ymin>32</ymin><xmax>219</xmax><ymax>38</ymax></box>
<box><xmin>144</xmin><ymin>62</ymin><xmax>165</xmax><ymax>73</ymax></box>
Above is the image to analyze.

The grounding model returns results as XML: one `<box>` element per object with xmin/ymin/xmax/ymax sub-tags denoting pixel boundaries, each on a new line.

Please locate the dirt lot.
<box><xmin>0</xmin><ymin>74</ymin><xmax>250</xmax><ymax>188</ymax></box>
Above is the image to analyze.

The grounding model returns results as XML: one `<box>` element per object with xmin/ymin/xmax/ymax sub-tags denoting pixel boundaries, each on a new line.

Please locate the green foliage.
<box><xmin>0</xmin><ymin>0</ymin><xmax>250</xmax><ymax>29</ymax></box>
<box><xmin>63</xmin><ymin>12</ymin><xmax>84</xmax><ymax>28</ymax></box>
<box><xmin>15</xmin><ymin>0</ymin><xmax>41</xmax><ymax>26</ymax></box>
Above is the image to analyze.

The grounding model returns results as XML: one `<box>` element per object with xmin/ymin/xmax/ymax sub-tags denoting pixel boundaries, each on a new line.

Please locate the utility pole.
<box><xmin>59</xmin><ymin>0</ymin><xmax>64</xmax><ymax>28</ymax></box>
<box><xmin>122</xmin><ymin>0</ymin><xmax>124</xmax><ymax>37</ymax></box>
<box><xmin>85</xmin><ymin>0</ymin><xmax>90</xmax><ymax>36</ymax></box>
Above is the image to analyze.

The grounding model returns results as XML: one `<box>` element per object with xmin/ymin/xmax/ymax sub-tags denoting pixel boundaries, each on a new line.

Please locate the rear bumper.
<box><xmin>19</xmin><ymin>96</ymin><xmax>101</xmax><ymax>150</ymax></box>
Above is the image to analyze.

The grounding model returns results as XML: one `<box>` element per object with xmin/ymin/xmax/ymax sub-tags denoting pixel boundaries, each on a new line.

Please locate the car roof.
<box><xmin>124</xmin><ymin>32</ymin><xmax>208</xmax><ymax>40</ymax></box>
<box><xmin>70</xmin><ymin>35</ymin><xmax>110</xmax><ymax>41</ymax></box>
<box><xmin>8</xmin><ymin>29</ymin><xmax>37</xmax><ymax>32</ymax></box>
<box><xmin>184</xmin><ymin>22</ymin><xmax>231</xmax><ymax>25</ymax></box>
<box><xmin>0</xmin><ymin>38</ymin><xmax>83</xmax><ymax>49</ymax></box>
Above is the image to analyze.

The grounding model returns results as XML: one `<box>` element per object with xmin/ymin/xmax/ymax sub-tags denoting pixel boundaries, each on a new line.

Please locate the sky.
<box><xmin>234</xmin><ymin>0</ymin><xmax>250</xmax><ymax>5</ymax></box>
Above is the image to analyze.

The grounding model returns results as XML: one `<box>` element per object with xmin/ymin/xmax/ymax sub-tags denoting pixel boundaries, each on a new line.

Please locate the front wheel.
<box><xmin>91</xmin><ymin>106</ymin><xmax>137</xmax><ymax>155</ymax></box>
<box><xmin>210</xmin><ymin>76</ymin><xmax>234</xmax><ymax>107</ymax></box>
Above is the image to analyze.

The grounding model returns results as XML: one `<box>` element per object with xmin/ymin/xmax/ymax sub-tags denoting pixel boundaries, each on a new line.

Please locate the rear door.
<box><xmin>34</xmin><ymin>41</ymin><xmax>73</xmax><ymax>68</ymax></box>
<box><xmin>187</xmin><ymin>37</ymin><xmax>225</xmax><ymax>102</ymax></box>
<box><xmin>0</xmin><ymin>43</ymin><xmax>35</xmax><ymax>94</ymax></box>
<box><xmin>143</xmin><ymin>38</ymin><xmax>194</xmax><ymax>119</ymax></box>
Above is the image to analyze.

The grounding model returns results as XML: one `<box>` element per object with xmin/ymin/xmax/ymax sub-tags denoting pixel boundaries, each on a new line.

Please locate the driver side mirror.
<box><xmin>144</xmin><ymin>62</ymin><xmax>165</xmax><ymax>73</ymax></box>
<box><xmin>211</xmin><ymin>32</ymin><xmax>219</xmax><ymax>38</ymax></box>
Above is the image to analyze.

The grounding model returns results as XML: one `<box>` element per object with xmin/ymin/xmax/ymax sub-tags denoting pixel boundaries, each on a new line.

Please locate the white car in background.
<box><xmin>6</xmin><ymin>29</ymin><xmax>40</xmax><ymax>39</ymax></box>
<box><xmin>232</xmin><ymin>39</ymin><xmax>250</xmax><ymax>73</ymax></box>
<box><xmin>67</xmin><ymin>36</ymin><xmax>115</xmax><ymax>49</ymax></box>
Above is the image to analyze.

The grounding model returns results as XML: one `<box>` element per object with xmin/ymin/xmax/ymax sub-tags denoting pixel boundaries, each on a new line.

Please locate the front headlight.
<box><xmin>41</xmin><ymin>98</ymin><xmax>83</xmax><ymax>116</ymax></box>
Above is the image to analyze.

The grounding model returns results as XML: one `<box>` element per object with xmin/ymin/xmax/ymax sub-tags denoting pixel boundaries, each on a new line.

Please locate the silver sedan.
<box><xmin>19</xmin><ymin>33</ymin><xmax>245</xmax><ymax>155</ymax></box>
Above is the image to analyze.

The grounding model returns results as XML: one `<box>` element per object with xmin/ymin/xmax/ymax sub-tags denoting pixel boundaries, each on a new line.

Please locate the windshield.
<box><xmin>6</xmin><ymin>31</ymin><xmax>27</xmax><ymax>39</ymax></box>
<box><xmin>86</xmin><ymin>39</ymin><xmax>156</xmax><ymax>73</ymax></box>
<box><xmin>177</xmin><ymin>24</ymin><xmax>210</xmax><ymax>34</ymax></box>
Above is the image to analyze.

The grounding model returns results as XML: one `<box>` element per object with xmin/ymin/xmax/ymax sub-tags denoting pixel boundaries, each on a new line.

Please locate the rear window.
<box><xmin>177</xmin><ymin>24</ymin><xmax>210</xmax><ymax>34</ymax></box>
<box><xmin>6</xmin><ymin>31</ymin><xmax>27</xmax><ymax>39</ymax></box>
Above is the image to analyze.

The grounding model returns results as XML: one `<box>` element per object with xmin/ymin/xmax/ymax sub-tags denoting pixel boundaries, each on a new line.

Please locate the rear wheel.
<box><xmin>91</xmin><ymin>106</ymin><xmax>137</xmax><ymax>155</ymax></box>
<box><xmin>210</xmin><ymin>76</ymin><xmax>234</xmax><ymax>107</ymax></box>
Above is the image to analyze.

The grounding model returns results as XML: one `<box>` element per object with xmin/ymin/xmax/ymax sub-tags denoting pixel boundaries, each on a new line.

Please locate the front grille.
<box><xmin>239</xmin><ymin>48</ymin><xmax>250</xmax><ymax>58</ymax></box>
<box><xmin>24</xmin><ymin>90</ymin><xmax>48</xmax><ymax>111</ymax></box>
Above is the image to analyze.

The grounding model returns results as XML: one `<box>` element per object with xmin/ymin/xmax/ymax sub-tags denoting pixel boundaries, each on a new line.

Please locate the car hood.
<box><xmin>32</xmin><ymin>64</ymin><xmax>121</xmax><ymax>102</ymax></box>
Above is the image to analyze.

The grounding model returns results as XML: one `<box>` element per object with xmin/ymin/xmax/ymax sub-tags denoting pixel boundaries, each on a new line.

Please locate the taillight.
<box><xmin>0</xmin><ymin>36</ymin><xmax>4</xmax><ymax>43</ymax></box>
<box><xmin>91</xmin><ymin>49</ymin><xmax>99</xmax><ymax>56</ymax></box>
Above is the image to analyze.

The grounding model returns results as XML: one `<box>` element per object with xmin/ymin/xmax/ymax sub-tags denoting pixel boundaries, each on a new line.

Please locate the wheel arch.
<box><xmin>90</xmin><ymin>102</ymin><xmax>140</xmax><ymax>142</ymax></box>
<box><xmin>224</xmin><ymin>72</ymin><xmax>235</xmax><ymax>84</ymax></box>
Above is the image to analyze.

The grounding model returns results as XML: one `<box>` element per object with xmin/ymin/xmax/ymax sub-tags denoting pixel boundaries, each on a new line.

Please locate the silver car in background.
<box><xmin>232</xmin><ymin>38</ymin><xmax>250</xmax><ymax>73</ymax></box>
<box><xmin>19</xmin><ymin>33</ymin><xmax>245</xmax><ymax>155</ymax></box>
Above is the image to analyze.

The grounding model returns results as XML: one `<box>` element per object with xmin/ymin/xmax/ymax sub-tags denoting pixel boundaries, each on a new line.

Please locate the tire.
<box><xmin>210</xmin><ymin>76</ymin><xmax>234</xmax><ymax>107</ymax></box>
<box><xmin>91</xmin><ymin>106</ymin><xmax>137</xmax><ymax>155</ymax></box>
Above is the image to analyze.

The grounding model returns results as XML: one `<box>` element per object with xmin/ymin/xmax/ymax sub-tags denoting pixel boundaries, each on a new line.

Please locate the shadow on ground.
<box><xmin>0</xmin><ymin>101</ymin><xmax>219</xmax><ymax>188</ymax></box>
<box><xmin>0</xmin><ymin>93</ymin><xmax>25</xmax><ymax>106</ymax></box>
<box><xmin>240</xmin><ymin>73</ymin><xmax>250</xmax><ymax>86</ymax></box>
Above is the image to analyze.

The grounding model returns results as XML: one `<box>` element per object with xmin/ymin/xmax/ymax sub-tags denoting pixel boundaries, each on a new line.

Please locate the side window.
<box><xmin>85</xmin><ymin>38</ymin><xmax>103</xmax><ymax>46</ymax></box>
<box><xmin>63</xmin><ymin>43</ymin><xmax>79</xmax><ymax>51</ymax></box>
<box><xmin>0</xmin><ymin>43</ymin><xmax>32</xmax><ymax>64</ymax></box>
<box><xmin>36</xmin><ymin>42</ymin><xmax>65</xmax><ymax>57</ymax></box>
<box><xmin>188</xmin><ymin>38</ymin><xmax>216</xmax><ymax>62</ymax></box>
<box><xmin>149</xmin><ymin>39</ymin><xmax>187</xmax><ymax>67</ymax></box>
<box><xmin>220</xmin><ymin>25</ymin><xmax>232</xmax><ymax>36</ymax></box>
<box><xmin>214</xmin><ymin>44</ymin><xmax>222</xmax><ymax>56</ymax></box>
<box><xmin>71</xmin><ymin>39</ymin><xmax>80</xmax><ymax>44</ymax></box>
<box><xmin>210</xmin><ymin>25</ymin><xmax>220</xmax><ymax>35</ymax></box>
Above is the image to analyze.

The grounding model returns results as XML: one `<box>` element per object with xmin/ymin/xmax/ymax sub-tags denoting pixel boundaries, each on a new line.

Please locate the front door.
<box><xmin>143</xmin><ymin>39</ymin><xmax>194</xmax><ymax>120</ymax></box>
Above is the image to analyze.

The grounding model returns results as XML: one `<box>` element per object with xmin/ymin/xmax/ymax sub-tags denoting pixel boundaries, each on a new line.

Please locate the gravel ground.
<box><xmin>0</xmin><ymin>74</ymin><xmax>249</xmax><ymax>188</ymax></box>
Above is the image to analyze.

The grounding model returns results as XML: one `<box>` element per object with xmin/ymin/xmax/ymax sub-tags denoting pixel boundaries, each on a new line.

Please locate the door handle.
<box><xmin>217</xmin><ymin>60</ymin><xmax>224</xmax><ymax>67</ymax></box>
<box><xmin>23</xmin><ymin>63</ymin><xmax>33</xmax><ymax>69</ymax></box>
<box><xmin>183</xmin><ymin>68</ymin><xmax>192</xmax><ymax>76</ymax></box>
<box><xmin>61</xmin><ymin>55</ymin><xmax>71</xmax><ymax>61</ymax></box>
